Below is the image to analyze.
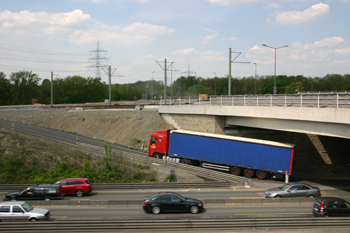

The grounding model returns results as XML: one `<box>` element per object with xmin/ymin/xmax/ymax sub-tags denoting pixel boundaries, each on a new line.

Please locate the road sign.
<box><xmin>59</xmin><ymin>124</ymin><xmax>62</xmax><ymax>131</ymax></box>
<box><xmin>76</xmin><ymin>136</ymin><xmax>80</xmax><ymax>145</ymax></box>
<box><xmin>12</xmin><ymin>123</ymin><xmax>15</xmax><ymax>130</ymax></box>
<box><xmin>23</xmin><ymin>117</ymin><xmax>26</xmax><ymax>124</ymax></box>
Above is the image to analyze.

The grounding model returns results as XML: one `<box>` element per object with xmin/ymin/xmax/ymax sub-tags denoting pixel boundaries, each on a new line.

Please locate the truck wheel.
<box><xmin>244</xmin><ymin>169</ymin><xmax>254</xmax><ymax>178</ymax></box>
<box><xmin>230</xmin><ymin>167</ymin><xmax>241</xmax><ymax>176</ymax></box>
<box><xmin>154</xmin><ymin>153</ymin><xmax>163</xmax><ymax>159</ymax></box>
<box><xmin>256</xmin><ymin>171</ymin><xmax>266</xmax><ymax>180</ymax></box>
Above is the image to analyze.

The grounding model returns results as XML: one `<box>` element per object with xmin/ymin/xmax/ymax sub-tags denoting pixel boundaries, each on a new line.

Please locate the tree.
<box><xmin>0</xmin><ymin>72</ymin><xmax>11</xmax><ymax>105</ymax></box>
<box><xmin>9</xmin><ymin>71</ymin><xmax>41</xmax><ymax>105</ymax></box>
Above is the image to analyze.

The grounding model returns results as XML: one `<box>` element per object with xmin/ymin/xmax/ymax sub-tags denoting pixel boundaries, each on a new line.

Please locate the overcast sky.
<box><xmin>0</xmin><ymin>0</ymin><xmax>349</xmax><ymax>84</ymax></box>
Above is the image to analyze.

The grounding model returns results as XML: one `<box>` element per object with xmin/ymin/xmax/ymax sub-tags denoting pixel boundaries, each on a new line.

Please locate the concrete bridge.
<box><xmin>156</xmin><ymin>94</ymin><xmax>350</xmax><ymax>166</ymax></box>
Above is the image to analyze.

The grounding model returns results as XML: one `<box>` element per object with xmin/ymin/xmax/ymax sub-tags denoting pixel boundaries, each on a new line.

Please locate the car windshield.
<box><xmin>21</xmin><ymin>203</ymin><xmax>34</xmax><ymax>212</ymax></box>
<box><xmin>280</xmin><ymin>183</ymin><xmax>293</xmax><ymax>191</ymax></box>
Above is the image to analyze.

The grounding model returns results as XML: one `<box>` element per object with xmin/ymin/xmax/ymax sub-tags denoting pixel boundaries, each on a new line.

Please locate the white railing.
<box><xmin>160</xmin><ymin>94</ymin><xmax>350</xmax><ymax>109</ymax></box>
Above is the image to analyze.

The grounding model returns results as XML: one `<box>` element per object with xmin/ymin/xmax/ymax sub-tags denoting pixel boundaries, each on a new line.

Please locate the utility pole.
<box><xmin>228</xmin><ymin>48</ymin><xmax>250</xmax><ymax>95</ymax></box>
<box><xmin>51</xmin><ymin>72</ymin><xmax>53</xmax><ymax>107</ymax></box>
<box><xmin>156</xmin><ymin>58</ymin><xmax>173</xmax><ymax>104</ymax></box>
<box><xmin>151</xmin><ymin>71</ymin><xmax>155</xmax><ymax>100</ymax></box>
<box><xmin>102</xmin><ymin>66</ymin><xmax>122</xmax><ymax>105</ymax></box>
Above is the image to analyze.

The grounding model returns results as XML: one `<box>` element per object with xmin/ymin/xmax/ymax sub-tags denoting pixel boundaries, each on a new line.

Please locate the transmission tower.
<box><xmin>88</xmin><ymin>41</ymin><xmax>108</xmax><ymax>78</ymax></box>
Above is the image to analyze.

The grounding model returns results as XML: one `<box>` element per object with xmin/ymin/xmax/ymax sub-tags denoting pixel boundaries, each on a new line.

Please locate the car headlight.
<box><xmin>198</xmin><ymin>203</ymin><xmax>202</xmax><ymax>206</ymax></box>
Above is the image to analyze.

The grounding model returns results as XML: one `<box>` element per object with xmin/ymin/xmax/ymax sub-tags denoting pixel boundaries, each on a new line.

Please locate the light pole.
<box><xmin>151</xmin><ymin>71</ymin><xmax>155</xmax><ymax>99</ymax></box>
<box><xmin>262</xmin><ymin>44</ymin><xmax>288</xmax><ymax>95</ymax></box>
<box><xmin>213</xmin><ymin>72</ymin><xmax>216</xmax><ymax>95</ymax></box>
<box><xmin>253</xmin><ymin>63</ymin><xmax>257</xmax><ymax>95</ymax></box>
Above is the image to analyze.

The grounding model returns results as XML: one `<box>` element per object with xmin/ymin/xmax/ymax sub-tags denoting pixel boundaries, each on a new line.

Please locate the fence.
<box><xmin>160</xmin><ymin>94</ymin><xmax>350</xmax><ymax>109</ymax></box>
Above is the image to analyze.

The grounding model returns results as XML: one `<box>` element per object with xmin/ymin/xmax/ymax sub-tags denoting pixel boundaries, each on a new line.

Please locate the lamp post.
<box><xmin>262</xmin><ymin>44</ymin><xmax>288</xmax><ymax>95</ymax></box>
<box><xmin>213</xmin><ymin>72</ymin><xmax>216</xmax><ymax>95</ymax></box>
<box><xmin>253</xmin><ymin>63</ymin><xmax>257</xmax><ymax>95</ymax></box>
<box><xmin>151</xmin><ymin>71</ymin><xmax>155</xmax><ymax>99</ymax></box>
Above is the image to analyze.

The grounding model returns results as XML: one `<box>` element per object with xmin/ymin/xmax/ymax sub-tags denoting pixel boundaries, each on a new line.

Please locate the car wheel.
<box><xmin>307</xmin><ymin>194</ymin><xmax>315</xmax><ymax>198</ymax></box>
<box><xmin>10</xmin><ymin>197</ymin><xmax>16</xmax><ymax>201</ymax></box>
<box><xmin>190</xmin><ymin>206</ymin><xmax>199</xmax><ymax>214</ymax></box>
<box><xmin>44</xmin><ymin>197</ymin><xmax>50</xmax><ymax>201</ymax></box>
<box><xmin>274</xmin><ymin>195</ymin><xmax>282</xmax><ymax>198</ymax></box>
<box><xmin>29</xmin><ymin>218</ymin><xmax>38</xmax><ymax>221</ymax></box>
<box><xmin>244</xmin><ymin>169</ymin><xmax>254</xmax><ymax>178</ymax></box>
<box><xmin>152</xmin><ymin>206</ymin><xmax>161</xmax><ymax>214</ymax></box>
<box><xmin>230</xmin><ymin>167</ymin><xmax>241</xmax><ymax>176</ymax></box>
<box><xmin>75</xmin><ymin>190</ymin><xmax>84</xmax><ymax>197</ymax></box>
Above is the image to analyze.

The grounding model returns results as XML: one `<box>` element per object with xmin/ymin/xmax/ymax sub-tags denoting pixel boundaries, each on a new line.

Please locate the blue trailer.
<box><xmin>148</xmin><ymin>129</ymin><xmax>295</xmax><ymax>180</ymax></box>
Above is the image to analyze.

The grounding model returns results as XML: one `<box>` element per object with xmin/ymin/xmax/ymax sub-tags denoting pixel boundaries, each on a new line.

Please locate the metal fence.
<box><xmin>160</xmin><ymin>94</ymin><xmax>350</xmax><ymax>109</ymax></box>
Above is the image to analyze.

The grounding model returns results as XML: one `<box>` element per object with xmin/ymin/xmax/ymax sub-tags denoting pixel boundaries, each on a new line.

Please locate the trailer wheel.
<box><xmin>230</xmin><ymin>167</ymin><xmax>241</xmax><ymax>176</ymax></box>
<box><xmin>244</xmin><ymin>169</ymin><xmax>254</xmax><ymax>178</ymax></box>
<box><xmin>182</xmin><ymin>159</ymin><xmax>190</xmax><ymax>165</ymax></box>
<box><xmin>256</xmin><ymin>171</ymin><xmax>267</xmax><ymax>180</ymax></box>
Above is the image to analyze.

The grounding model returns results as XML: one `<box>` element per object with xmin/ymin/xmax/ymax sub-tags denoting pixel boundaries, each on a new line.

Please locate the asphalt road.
<box><xmin>48</xmin><ymin>205</ymin><xmax>314</xmax><ymax>221</ymax></box>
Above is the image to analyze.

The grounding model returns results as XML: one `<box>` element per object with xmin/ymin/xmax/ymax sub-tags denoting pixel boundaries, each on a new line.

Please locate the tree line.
<box><xmin>0</xmin><ymin>70</ymin><xmax>349</xmax><ymax>105</ymax></box>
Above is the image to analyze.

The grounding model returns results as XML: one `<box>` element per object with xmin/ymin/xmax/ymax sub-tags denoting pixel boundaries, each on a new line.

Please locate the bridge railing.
<box><xmin>160</xmin><ymin>94</ymin><xmax>350</xmax><ymax>108</ymax></box>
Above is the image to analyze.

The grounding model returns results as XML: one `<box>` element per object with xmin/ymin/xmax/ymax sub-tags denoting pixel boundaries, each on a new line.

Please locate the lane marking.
<box><xmin>52</xmin><ymin>216</ymin><xmax>68</xmax><ymax>218</ymax></box>
<box><xmin>235</xmin><ymin>212</ymin><xmax>311</xmax><ymax>216</ymax></box>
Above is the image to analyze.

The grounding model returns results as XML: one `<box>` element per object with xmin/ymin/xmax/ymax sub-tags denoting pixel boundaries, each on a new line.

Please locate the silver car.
<box><xmin>265</xmin><ymin>182</ymin><xmax>321</xmax><ymax>198</ymax></box>
<box><xmin>0</xmin><ymin>201</ymin><xmax>51</xmax><ymax>221</ymax></box>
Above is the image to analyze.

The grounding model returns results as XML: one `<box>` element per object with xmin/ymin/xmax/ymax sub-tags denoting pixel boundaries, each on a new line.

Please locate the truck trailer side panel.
<box><xmin>168</xmin><ymin>131</ymin><xmax>293</xmax><ymax>174</ymax></box>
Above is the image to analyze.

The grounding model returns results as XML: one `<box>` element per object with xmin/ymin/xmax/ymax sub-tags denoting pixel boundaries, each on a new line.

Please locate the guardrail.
<box><xmin>161</xmin><ymin>94</ymin><xmax>350</xmax><ymax>108</ymax></box>
<box><xmin>1</xmin><ymin>218</ymin><xmax>350</xmax><ymax>232</ymax></box>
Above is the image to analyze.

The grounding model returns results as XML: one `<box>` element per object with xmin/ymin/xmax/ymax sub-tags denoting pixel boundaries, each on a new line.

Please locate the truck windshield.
<box><xmin>150</xmin><ymin>137</ymin><xmax>157</xmax><ymax>144</ymax></box>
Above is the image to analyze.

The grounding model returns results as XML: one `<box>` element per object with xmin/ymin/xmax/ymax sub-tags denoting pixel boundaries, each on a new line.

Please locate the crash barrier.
<box><xmin>1</xmin><ymin>217</ymin><xmax>350</xmax><ymax>232</ymax></box>
<box><xmin>4</xmin><ymin>197</ymin><xmax>348</xmax><ymax>208</ymax></box>
<box><xmin>0</xmin><ymin>181</ymin><xmax>232</xmax><ymax>192</ymax></box>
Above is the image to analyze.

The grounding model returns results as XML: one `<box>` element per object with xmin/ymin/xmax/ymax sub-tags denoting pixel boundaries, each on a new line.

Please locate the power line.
<box><xmin>87</xmin><ymin>41</ymin><xmax>108</xmax><ymax>78</ymax></box>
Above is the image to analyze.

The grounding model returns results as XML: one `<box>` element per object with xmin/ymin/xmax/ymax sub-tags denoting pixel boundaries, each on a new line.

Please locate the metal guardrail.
<box><xmin>162</xmin><ymin>94</ymin><xmax>350</xmax><ymax>109</ymax></box>
<box><xmin>1</xmin><ymin>218</ymin><xmax>350</xmax><ymax>232</ymax></box>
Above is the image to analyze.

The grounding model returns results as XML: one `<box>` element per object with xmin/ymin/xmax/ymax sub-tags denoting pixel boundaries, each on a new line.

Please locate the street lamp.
<box><xmin>262</xmin><ymin>44</ymin><xmax>288</xmax><ymax>95</ymax></box>
<box><xmin>213</xmin><ymin>72</ymin><xmax>216</xmax><ymax>95</ymax></box>
<box><xmin>152</xmin><ymin>71</ymin><xmax>155</xmax><ymax>99</ymax></box>
<box><xmin>253</xmin><ymin>63</ymin><xmax>257</xmax><ymax>95</ymax></box>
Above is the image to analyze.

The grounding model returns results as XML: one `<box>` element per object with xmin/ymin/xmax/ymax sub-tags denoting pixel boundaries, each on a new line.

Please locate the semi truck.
<box><xmin>148</xmin><ymin>129</ymin><xmax>295</xmax><ymax>180</ymax></box>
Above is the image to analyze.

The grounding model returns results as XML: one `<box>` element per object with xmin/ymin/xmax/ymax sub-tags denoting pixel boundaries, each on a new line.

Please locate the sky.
<box><xmin>0</xmin><ymin>0</ymin><xmax>349</xmax><ymax>85</ymax></box>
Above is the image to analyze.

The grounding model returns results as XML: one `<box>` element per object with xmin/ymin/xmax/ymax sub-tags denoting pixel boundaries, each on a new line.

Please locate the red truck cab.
<box><xmin>148</xmin><ymin>130</ymin><xmax>170</xmax><ymax>158</ymax></box>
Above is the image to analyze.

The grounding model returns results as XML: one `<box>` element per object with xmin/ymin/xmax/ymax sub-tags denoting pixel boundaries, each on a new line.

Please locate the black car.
<box><xmin>3</xmin><ymin>184</ymin><xmax>64</xmax><ymax>201</ymax></box>
<box><xmin>313</xmin><ymin>197</ymin><xmax>350</xmax><ymax>217</ymax></box>
<box><xmin>143</xmin><ymin>192</ymin><xmax>203</xmax><ymax>214</ymax></box>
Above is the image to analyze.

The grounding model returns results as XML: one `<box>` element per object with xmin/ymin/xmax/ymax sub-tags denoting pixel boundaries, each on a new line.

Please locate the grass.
<box><xmin>0</xmin><ymin>126</ymin><xmax>158</xmax><ymax>184</ymax></box>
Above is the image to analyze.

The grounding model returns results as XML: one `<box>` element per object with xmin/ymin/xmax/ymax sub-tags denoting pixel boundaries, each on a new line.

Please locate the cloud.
<box><xmin>172</xmin><ymin>48</ymin><xmax>199</xmax><ymax>56</ymax></box>
<box><xmin>334</xmin><ymin>47</ymin><xmax>350</xmax><ymax>55</ymax></box>
<box><xmin>303</xmin><ymin>37</ymin><xmax>346</xmax><ymax>49</ymax></box>
<box><xmin>202</xmin><ymin>34</ymin><xmax>217</xmax><ymax>44</ymax></box>
<box><xmin>221</xmin><ymin>37</ymin><xmax>238</xmax><ymax>41</ymax></box>
<box><xmin>206</xmin><ymin>0</ymin><xmax>264</xmax><ymax>6</ymax></box>
<box><xmin>134</xmin><ymin>0</ymin><xmax>151</xmax><ymax>3</ymax></box>
<box><xmin>0</xmin><ymin>9</ymin><xmax>175</xmax><ymax>45</ymax></box>
<box><xmin>275</xmin><ymin>3</ymin><xmax>330</xmax><ymax>25</ymax></box>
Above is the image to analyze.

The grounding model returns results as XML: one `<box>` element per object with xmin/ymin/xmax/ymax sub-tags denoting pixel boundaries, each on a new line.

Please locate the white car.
<box><xmin>0</xmin><ymin>201</ymin><xmax>51</xmax><ymax>221</ymax></box>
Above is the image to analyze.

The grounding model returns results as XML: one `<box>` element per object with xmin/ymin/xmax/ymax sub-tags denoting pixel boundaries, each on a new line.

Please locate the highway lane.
<box><xmin>48</xmin><ymin>205</ymin><xmax>314</xmax><ymax>221</ymax></box>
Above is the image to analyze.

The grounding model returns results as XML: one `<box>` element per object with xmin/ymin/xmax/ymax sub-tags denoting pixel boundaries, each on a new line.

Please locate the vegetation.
<box><xmin>0</xmin><ymin>127</ymin><xmax>158</xmax><ymax>184</ymax></box>
<box><xmin>1</xmin><ymin>70</ymin><xmax>350</xmax><ymax>105</ymax></box>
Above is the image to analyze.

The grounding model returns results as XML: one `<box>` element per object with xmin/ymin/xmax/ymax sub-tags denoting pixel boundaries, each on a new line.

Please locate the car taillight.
<box><xmin>318</xmin><ymin>190</ymin><xmax>320</xmax><ymax>193</ymax></box>
<box><xmin>320</xmin><ymin>201</ymin><xmax>324</xmax><ymax>213</ymax></box>
<box><xmin>144</xmin><ymin>201</ymin><xmax>148</xmax><ymax>205</ymax></box>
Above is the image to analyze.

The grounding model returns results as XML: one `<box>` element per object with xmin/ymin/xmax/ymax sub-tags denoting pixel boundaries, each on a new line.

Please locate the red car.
<box><xmin>55</xmin><ymin>178</ymin><xmax>93</xmax><ymax>197</ymax></box>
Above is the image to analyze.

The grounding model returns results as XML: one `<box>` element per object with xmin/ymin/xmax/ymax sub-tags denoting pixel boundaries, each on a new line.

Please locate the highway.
<box><xmin>48</xmin><ymin>205</ymin><xmax>314</xmax><ymax>220</ymax></box>
<box><xmin>1</xmin><ymin>119</ymin><xmax>350</xmax><ymax>232</ymax></box>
